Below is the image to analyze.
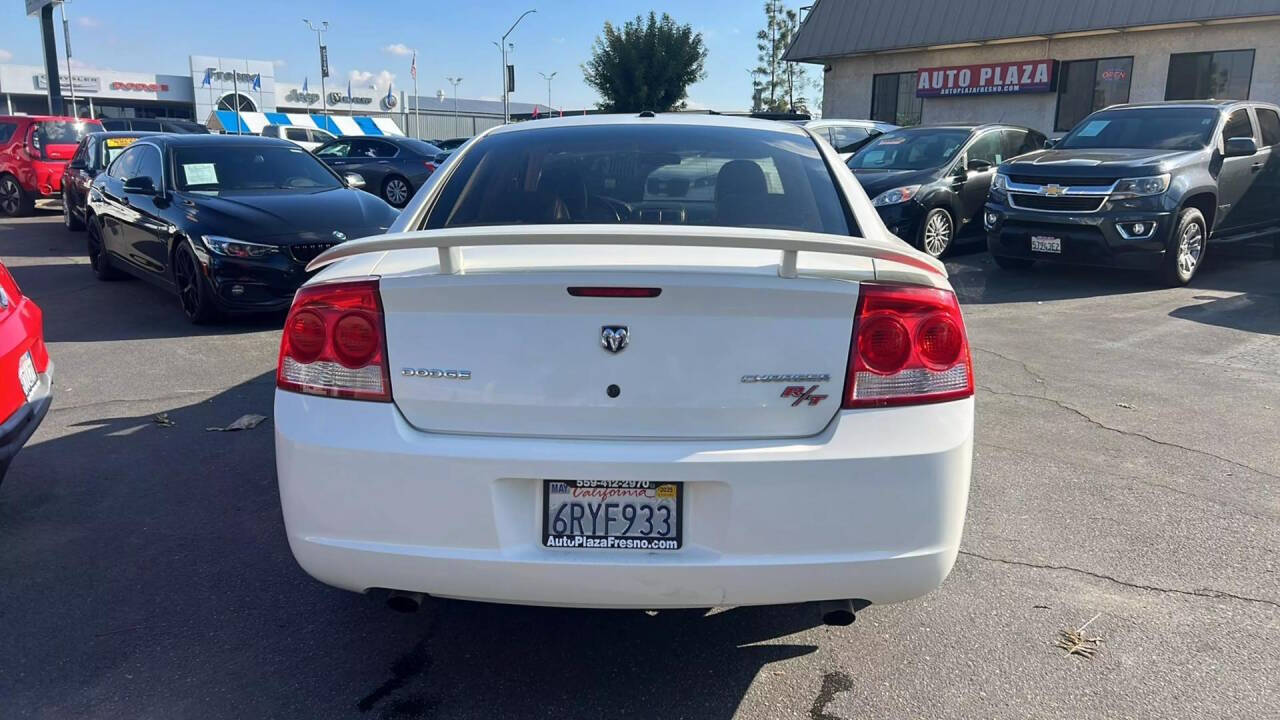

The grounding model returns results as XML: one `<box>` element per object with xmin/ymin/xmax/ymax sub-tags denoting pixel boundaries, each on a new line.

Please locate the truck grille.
<box><xmin>1007</xmin><ymin>175</ymin><xmax>1117</xmax><ymax>188</ymax></box>
<box><xmin>288</xmin><ymin>242</ymin><xmax>339</xmax><ymax>265</ymax></box>
<box><xmin>1008</xmin><ymin>193</ymin><xmax>1106</xmax><ymax>212</ymax></box>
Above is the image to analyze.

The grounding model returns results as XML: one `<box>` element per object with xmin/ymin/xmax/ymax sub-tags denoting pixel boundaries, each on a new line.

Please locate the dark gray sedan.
<box><xmin>313</xmin><ymin>136</ymin><xmax>444</xmax><ymax>208</ymax></box>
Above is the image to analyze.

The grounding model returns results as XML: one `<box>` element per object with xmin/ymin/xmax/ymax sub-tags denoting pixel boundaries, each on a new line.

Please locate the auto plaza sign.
<box><xmin>916</xmin><ymin>59</ymin><xmax>1057</xmax><ymax>97</ymax></box>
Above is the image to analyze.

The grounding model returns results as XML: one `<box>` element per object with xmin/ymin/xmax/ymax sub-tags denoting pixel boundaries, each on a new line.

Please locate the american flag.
<box><xmin>410</xmin><ymin>52</ymin><xmax>417</xmax><ymax>80</ymax></box>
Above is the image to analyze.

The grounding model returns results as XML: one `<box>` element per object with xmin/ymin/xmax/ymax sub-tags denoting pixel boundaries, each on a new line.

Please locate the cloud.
<box><xmin>76</xmin><ymin>16</ymin><xmax>99</xmax><ymax>28</ymax></box>
<box><xmin>0</xmin><ymin>49</ymin><xmax>12</xmax><ymax>63</ymax></box>
<box><xmin>383</xmin><ymin>43</ymin><xmax>415</xmax><ymax>57</ymax></box>
<box><xmin>272</xmin><ymin>59</ymin><xmax>287</xmax><ymax>68</ymax></box>
<box><xmin>347</xmin><ymin>69</ymin><xmax>397</xmax><ymax>90</ymax></box>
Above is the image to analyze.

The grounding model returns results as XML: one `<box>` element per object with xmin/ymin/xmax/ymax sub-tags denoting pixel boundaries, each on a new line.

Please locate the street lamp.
<box><xmin>302</xmin><ymin>19</ymin><xmax>330</xmax><ymax>117</ymax></box>
<box><xmin>497</xmin><ymin>9</ymin><xmax>536</xmax><ymax>123</ymax></box>
<box><xmin>538</xmin><ymin>71</ymin><xmax>556</xmax><ymax>113</ymax></box>
<box><xmin>446</xmin><ymin>76</ymin><xmax>463</xmax><ymax>137</ymax></box>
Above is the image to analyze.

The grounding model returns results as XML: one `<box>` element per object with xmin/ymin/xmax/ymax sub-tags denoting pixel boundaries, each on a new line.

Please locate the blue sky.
<box><xmin>0</xmin><ymin>0</ymin><xmax>819</xmax><ymax>111</ymax></box>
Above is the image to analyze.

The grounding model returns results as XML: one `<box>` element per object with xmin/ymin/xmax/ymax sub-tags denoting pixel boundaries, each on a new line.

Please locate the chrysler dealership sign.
<box><xmin>916</xmin><ymin>59</ymin><xmax>1057</xmax><ymax>97</ymax></box>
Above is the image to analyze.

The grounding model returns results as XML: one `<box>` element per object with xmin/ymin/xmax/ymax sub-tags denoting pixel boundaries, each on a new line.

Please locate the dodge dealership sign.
<box><xmin>916</xmin><ymin>59</ymin><xmax>1057</xmax><ymax>97</ymax></box>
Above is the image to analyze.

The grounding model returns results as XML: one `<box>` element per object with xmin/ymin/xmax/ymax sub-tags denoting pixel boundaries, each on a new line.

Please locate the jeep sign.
<box><xmin>916</xmin><ymin>59</ymin><xmax>1057</xmax><ymax>97</ymax></box>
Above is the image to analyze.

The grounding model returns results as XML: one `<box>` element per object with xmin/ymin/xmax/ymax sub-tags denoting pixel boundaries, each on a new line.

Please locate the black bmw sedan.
<box><xmin>85</xmin><ymin>134</ymin><xmax>398</xmax><ymax>323</ymax></box>
<box><xmin>313</xmin><ymin>135</ymin><xmax>444</xmax><ymax>209</ymax></box>
<box><xmin>847</xmin><ymin>124</ymin><xmax>1046</xmax><ymax>257</ymax></box>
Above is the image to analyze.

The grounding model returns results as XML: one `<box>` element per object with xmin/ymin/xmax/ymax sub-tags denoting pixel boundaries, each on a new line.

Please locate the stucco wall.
<box><xmin>819</xmin><ymin>20</ymin><xmax>1280</xmax><ymax>134</ymax></box>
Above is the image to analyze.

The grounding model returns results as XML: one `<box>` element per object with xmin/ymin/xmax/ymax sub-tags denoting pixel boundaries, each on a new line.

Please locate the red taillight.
<box><xmin>843</xmin><ymin>284</ymin><xmax>973</xmax><ymax>408</ymax></box>
<box><xmin>424</xmin><ymin>161</ymin><xmax>437</xmax><ymax>172</ymax></box>
<box><xmin>277</xmin><ymin>279</ymin><xmax>391</xmax><ymax>402</ymax></box>
<box><xmin>567</xmin><ymin>286</ymin><xmax>663</xmax><ymax>298</ymax></box>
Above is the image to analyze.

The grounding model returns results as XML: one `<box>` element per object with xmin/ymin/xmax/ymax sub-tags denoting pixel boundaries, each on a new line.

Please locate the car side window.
<box><xmin>1001</xmin><ymin>129</ymin><xmax>1040</xmax><ymax>158</ymax></box>
<box><xmin>132</xmin><ymin>119</ymin><xmax>163</xmax><ymax>132</ymax></box>
<box><xmin>367</xmin><ymin>140</ymin><xmax>398</xmax><ymax>158</ymax></box>
<box><xmin>1221</xmin><ymin>109</ymin><xmax>1254</xmax><ymax>144</ymax></box>
<box><xmin>0</xmin><ymin>122</ymin><xmax>17</xmax><ymax>144</ymax></box>
<box><xmin>71</xmin><ymin>139</ymin><xmax>90</xmax><ymax>168</ymax></box>
<box><xmin>310</xmin><ymin>130</ymin><xmax>334</xmax><ymax>144</ymax></box>
<box><xmin>315</xmin><ymin>141</ymin><xmax>350</xmax><ymax>157</ymax></box>
<box><xmin>829</xmin><ymin>126</ymin><xmax>872</xmax><ymax>154</ymax></box>
<box><xmin>109</xmin><ymin>145</ymin><xmax>142</xmax><ymax>179</ymax></box>
<box><xmin>1256</xmin><ymin>108</ymin><xmax>1280</xmax><ymax>147</ymax></box>
<box><xmin>285</xmin><ymin>128</ymin><xmax>309</xmax><ymax>142</ymax></box>
<box><xmin>134</xmin><ymin>146</ymin><xmax>164</xmax><ymax>188</ymax></box>
<box><xmin>965</xmin><ymin>131</ymin><xmax>1004</xmax><ymax>168</ymax></box>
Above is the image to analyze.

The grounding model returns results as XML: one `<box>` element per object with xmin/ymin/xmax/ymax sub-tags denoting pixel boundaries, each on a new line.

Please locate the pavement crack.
<box><xmin>959</xmin><ymin>550</ymin><xmax>1280</xmax><ymax>609</ymax></box>
<box><xmin>978</xmin><ymin>386</ymin><xmax>1280</xmax><ymax>482</ymax></box>
<box><xmin>972</xmin><ymin>346</ymin><xmax>1046</xmax><ymax>385</ymax></box>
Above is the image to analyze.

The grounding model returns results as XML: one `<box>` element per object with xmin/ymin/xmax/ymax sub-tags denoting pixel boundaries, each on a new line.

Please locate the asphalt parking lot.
<box><xmin>1</xmin><ymin>211</ymin><xmax>1277</xmax><ymax>720</ymax></box>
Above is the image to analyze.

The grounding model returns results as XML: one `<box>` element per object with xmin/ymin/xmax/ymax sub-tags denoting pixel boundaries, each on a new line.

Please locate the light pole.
<box><xmin>59</xmin><ymin>0</ymin><xmax>77</xmax><ymax>117</ymax></box>
<box><xmin>446</xmin><ymin>76</ymin><xmax>462</xmax><ymax>137</ymax></box>
<box><xmin>302</xmin><ymin>19</ymin><xmax>329</xmax><ymax>118</ymax></box>
<box><xmin>538</xmin><ymin>71</ymin><xmax>556</xmax><ymax>113</ymax></box>
<box><xmin>497</xmin><ymin>9</ymin><xmax>536</xmax><ymax>123</ymax></box>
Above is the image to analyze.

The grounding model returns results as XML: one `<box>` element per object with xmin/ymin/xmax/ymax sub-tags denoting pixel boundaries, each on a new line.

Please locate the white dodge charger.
<box><xmin>274</xmin><ymin>113</ymin><xmax>974</xmax><ymax>623</ymax></box>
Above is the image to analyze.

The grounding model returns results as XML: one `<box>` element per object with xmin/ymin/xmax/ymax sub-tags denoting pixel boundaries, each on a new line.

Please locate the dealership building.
<box><xmin>0</xmin><ymin>54</ymin><xmax>535</xmax><ymax>138</ymax></box>
<box><xmin>786</xmin><ymin>0</ymin><xmax>1280</xmax><ymax>135</ymax></box>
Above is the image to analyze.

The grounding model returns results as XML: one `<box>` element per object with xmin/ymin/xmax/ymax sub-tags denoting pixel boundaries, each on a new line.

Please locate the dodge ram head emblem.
<box><xmin>600</xmin><ymin>326</ymin><xmax>629</xmax><ymax>353</ymax></box>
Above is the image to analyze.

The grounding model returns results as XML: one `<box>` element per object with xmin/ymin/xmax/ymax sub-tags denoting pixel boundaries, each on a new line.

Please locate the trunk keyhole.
<box><xmin>606</xmin><ymin>384</ymin><xmax>621</xmax><ymax>398</ymax></box>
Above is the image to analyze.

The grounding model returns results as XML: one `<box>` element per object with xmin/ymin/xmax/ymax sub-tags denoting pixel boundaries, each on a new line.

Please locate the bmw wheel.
<box><xmin>174</xmin><ymin>242</ymin><xmax>219</xmax><ymax>324</ymax></box>
<box><xmin>918</xmin><ymin>207</ymin><xmax>954</xmax><ymax>258</ymax></box>
<box><xmin>382</xmin><ymin>176</ymin><xmax>411</xmax><ymax>208</ymax></box>
<box><xmin>0</xmin><ymin>175</ymin><xmax>33</xmax><ymax>218</ymax></box>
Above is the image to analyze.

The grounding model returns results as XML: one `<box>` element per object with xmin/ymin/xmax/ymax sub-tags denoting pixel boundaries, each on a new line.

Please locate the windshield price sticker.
<box><xmin>182</xmin><ymin>163</ymin><xmax>218</xmax><ymax>186</ymax></box>
<box><xmin>105</xmin><ymin>137</ymin><xmax>138</xmax><ymax>149</ymax></box>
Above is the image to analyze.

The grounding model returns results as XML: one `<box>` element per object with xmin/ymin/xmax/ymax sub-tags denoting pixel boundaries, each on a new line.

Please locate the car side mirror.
<box><xmin>122</xmin><ymin>176</ymin><xmax>157</xmax><ymax>195</ymax></box>
<box><xmin>1224</xmin><ymin>136</ymin><xmax>1258</xmax><ymax>158</ymax></box>
<box><xmin>344</xmin><ymin>172</ymin><xmax>366</xmax><ymax>189</ymax></box>
<box><xmin>966</xmin><ymin>158</ymin><xmax>993</xmax><ymax>173</ymax></box>
<box><xmin>1045</xmin><ymin>137</ymin><xmax>1061</xmax><ymax>149</ymax></box>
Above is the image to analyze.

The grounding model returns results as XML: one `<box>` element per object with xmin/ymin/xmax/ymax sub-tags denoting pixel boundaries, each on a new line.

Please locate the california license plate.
<box><xmin>17</xmin><ymin>351</ymin><xmax>37</xmax><ymax>399</ymax></box>
<box><xmin>543</xmin><ymin>480</ymin><xmax>682</xmax><ymax>550</ymax></box>
<box><xmin>1031</xmin><ymin>235</ymin><xmax>1062</xmax><ymax>253</ymax></box>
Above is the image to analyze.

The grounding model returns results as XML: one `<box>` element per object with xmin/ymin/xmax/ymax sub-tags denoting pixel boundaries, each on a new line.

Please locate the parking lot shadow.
<box><xmin>0</xmin><ymin>372</ymin><xmax>827</xmax><ymax>719</ymax></box>
<box><xmin>947</xmin><ymin>239</ymin><xmax>1280</xmax><ymax>306</ymax></box>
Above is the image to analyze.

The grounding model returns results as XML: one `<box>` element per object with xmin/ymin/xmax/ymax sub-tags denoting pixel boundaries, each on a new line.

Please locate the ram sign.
<box><xmin>916</xmin><ymin>59</ymin><xmax>1057</xmax><ymax>97</ymax></box>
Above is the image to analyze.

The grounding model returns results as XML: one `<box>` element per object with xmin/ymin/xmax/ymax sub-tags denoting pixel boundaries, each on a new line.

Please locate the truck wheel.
<box><xmin>1158</xmin><ymin>207</ymin><xmax>1206</xmax><ymax>287</ymax></box>
<box><xmin>0</xmin><ymin>175</ymin><xmax>34</xmax><ymax>217</ymax></box>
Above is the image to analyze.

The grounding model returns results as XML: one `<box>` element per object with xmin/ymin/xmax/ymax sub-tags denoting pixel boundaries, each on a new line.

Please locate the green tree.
<box><xmin>753</xmin><ymin>2</ymin><xmax>810</xmax><ymax>112</ymax></box>
<box><xmin>583</xmin><ymin>12</ymin><xmax>708</xmax><ymax>112</ymax></box>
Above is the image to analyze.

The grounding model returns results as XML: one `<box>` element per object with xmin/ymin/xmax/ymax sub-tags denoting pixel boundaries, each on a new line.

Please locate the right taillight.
<box><xmin>277</xmin><ymin>278</ymin><xmax>391</xmax><ymax>402</ymax></box>
<box><xmin>843</xmin><ymin>283</ymin><xmax>973</xmax><ymax>408</ymax></box>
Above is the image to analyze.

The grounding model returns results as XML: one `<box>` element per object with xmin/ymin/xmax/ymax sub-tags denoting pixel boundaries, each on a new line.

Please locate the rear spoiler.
<box><xmin>306</xmin><ymin>223</ymin><xmax>945</xmax><ymax>278</ymax></box>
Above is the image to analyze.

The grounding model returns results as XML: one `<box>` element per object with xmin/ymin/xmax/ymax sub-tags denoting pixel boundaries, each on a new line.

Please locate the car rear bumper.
<box><xmin>29</xmin><ymin>160</ymin><xmax>67</xmax><ymax>197</ymax></box>
<box><xmin>0</xmin><ymin>362</ymin><xmax>53</xmax><ymax>470</ymax></box>
<box><xmin>274</xmin><ymin>391</ymin><xmax>974</xmax><ymax>609</ymax></box>
<box><xmin>984</xmin><ymin>199</ymin><xmax>1173</xmax><ymax>270</ymax></box>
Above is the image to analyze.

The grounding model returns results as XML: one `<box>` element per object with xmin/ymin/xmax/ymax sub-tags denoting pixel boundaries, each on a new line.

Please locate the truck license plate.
<box><xmin>1031</xmin><ymin>235</ymin><xmax>1062</xmax><ymax>254</ymax></box>
<box><xmin>543</xmin><ymin>480</ymin><xmax>682</xmax><ymax>550</ymax></box>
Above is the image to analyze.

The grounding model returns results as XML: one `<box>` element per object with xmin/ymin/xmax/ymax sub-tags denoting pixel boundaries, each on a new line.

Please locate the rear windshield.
<box><xmin>847</xmin><ymin>129</ymin><xmax>969</xmax><ymax>171</ymax></box>
<box><xmin>425</xmin><ymin>124</ymin><xmax>852</xmax><ymax>235</ymax></box>
<box><xmin>1058</xmin><ymin>108</ymin><xmax>1219</xmax><ymax>150</ymax></box>
<box><xmin>33</xmin><ymin>121</ymin><xmax>92</xmax><ymax>159</ymax></box>
<box><xmin>172</xmin><ymin>144</ymin><xmax>342</xmax><ymax>193</ymax></box>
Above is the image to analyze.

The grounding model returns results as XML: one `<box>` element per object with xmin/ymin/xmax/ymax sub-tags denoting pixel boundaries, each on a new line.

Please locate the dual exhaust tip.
<box><xmin>384</xmin><ymin>590</ymin><xmax>869</xmax><ymax>626</ymax></box>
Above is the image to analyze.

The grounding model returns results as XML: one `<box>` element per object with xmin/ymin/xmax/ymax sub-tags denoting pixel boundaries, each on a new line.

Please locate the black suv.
<box><xmin>848</xmin><ymin>124</ymin><xmax>1046</xmax><ymax>258</ymax></box>
<box><xmin>985</xmin><ymin>101</ymin><xmax>1280</xmax><ymax>285</ymax></box>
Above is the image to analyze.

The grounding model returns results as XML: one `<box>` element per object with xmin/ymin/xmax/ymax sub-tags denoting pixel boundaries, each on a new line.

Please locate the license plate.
<box><xmin>17</xmin><ymin>351</ymin><xmax>37</xmax><ymax>399</ymax></box>
<box><xmin>543</xmin><ymin>480</ymin><xmax>682</xmax><ymax>550</ymax></box>
<box><xmin>1030</xmin><ymin>235</ymin><xmax>1062</xmax><ymax>254</ymax></box>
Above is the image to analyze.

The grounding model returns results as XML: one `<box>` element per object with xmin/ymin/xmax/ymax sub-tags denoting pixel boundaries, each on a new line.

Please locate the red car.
<box><xmin>0</xmin><ymin>261</ymin><xmax>52</xmax><ymax>485</ymax></box>
<box><xmin>0</xmin><ymin>115</ymin><xmax>102</xmax><ymax>217</ymax></box>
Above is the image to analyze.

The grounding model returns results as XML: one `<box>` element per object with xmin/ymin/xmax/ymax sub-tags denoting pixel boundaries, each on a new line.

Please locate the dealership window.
<box><xmin>871</xmin><ymin>72</ymin><xmax>923</xmax><ymax>127</ymax></box>
<box><xmin>1165</xmin><ymin>50</ymin><xmax>1255</xmax><ymax>101</ymax></box>
<box><xmin>1054</xmin><ymin>57</ymin><xmax>1133</xmax><ymax>132</ymax></box>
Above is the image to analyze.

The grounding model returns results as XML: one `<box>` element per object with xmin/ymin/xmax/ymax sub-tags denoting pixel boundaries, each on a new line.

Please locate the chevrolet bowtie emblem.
<box><xmin>1041</xmin><ymin>184</ymin><xmax>1067</xmax><ymax>197</ymax></box>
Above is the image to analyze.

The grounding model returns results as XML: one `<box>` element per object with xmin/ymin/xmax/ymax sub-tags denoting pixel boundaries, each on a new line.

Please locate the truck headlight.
<box><xmin>201</xmin><ymin>235</ymin><xmax>279</xmax><ymax>258</ymax></box>
<box><xmin>1111</xmin><ymin>174</ymin><xmax>1170</xmax><ymax>199</ymax></box>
